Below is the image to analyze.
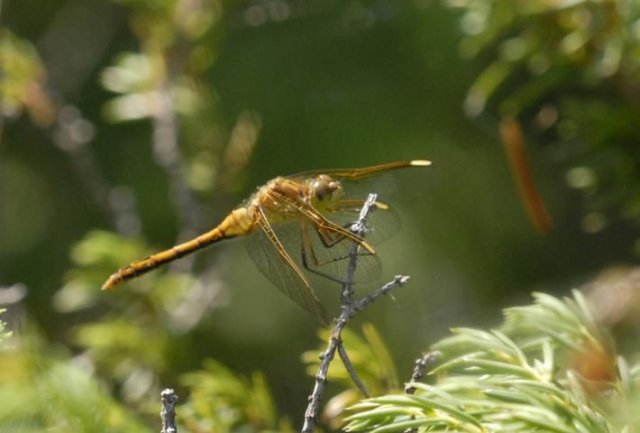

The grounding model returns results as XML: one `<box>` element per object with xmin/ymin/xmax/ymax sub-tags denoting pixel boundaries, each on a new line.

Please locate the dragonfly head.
<box><xmin>309</xmin><ymin>175</ymin><xmax>343</xmax><ymax>210</ymax></box>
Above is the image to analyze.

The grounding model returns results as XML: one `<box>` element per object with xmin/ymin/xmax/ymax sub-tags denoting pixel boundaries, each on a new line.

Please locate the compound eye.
<box><xmin>313</xmin><ymin>177</ymin><xmax>338</xmax><ymax>202</ymax></box>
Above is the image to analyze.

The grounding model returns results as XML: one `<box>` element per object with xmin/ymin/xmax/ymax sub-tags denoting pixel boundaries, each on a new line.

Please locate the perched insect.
<box><xmin>102</xmin><ymin>160</ymin><xmax>431</xmax><ymax>320</ymax></box>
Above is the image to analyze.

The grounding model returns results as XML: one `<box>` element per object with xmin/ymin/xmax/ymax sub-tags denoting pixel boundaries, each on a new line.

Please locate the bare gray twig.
<box><xmin>301</xmin><ymin>193</ymin><xmax>410</xmax><ymax>433</ymax></box>
<box><xmin>160</xmin><ymin>388</ymin><xmax>178</xmax><ymax>433</ymax></box>
<box><xmin>333</xmin><ymin>192</ymin><xmax>380</xmax><ymax>398</ymax></box>
<box><xmin>403</xmin><ymin>352</ymin><xmax>441</xmax><ymax>433</ymax></box>
<box><xmin>340</xmin><ymin>193</ymin><xmax>379</xmax><ymax>304</ymax></box>
<box><xmin>337</xmin><ymin>343</ymin><xmax>369</xmax><ymax>398</ymax></box>
<box><xmin>405</xmin><ymin>351</ymin><xmax>441</xmax><ymax>395</ymax></box>
<box><xmin>301</xmin><ymin>275</ymin><xmax>409</xmax><ymax>433</ymax></box>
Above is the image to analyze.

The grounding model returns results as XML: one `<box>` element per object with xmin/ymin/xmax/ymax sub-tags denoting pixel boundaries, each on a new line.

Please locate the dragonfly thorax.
<box><xmin>307</xmin><ymin>175</ymin><xmax>343</xmax><ymax>211</ymax></box>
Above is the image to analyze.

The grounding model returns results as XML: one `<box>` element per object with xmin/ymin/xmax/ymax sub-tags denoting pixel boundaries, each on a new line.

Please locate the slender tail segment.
<box><xmin>101</xmin><ymin>227</ymin><xmax>226</xmax><ymax>290</ymax></box>
<box><xmin>101</xmin><ymin>208</ymin><xmax>255</xmax><ymax>290</ymax></box>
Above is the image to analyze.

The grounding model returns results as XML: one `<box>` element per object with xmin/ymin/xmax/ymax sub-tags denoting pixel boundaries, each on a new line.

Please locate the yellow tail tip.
<box><xmin>410</xmin><ymin>159</ymin><xmax>432</xmax><ymax>167</ymax></box>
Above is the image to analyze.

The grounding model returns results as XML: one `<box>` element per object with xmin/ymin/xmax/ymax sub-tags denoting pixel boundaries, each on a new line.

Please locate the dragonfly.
<box><xmin>102</xmin><ymin>159</ymin><xmax>431</xmax><ymax>321</ymax></box>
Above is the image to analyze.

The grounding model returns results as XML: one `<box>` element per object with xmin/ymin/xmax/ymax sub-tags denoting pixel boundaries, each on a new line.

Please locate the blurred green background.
<box><xmin>2</xmin><ymin>0</ymin><xmax>640</xmax><ymax>431</ymax></box>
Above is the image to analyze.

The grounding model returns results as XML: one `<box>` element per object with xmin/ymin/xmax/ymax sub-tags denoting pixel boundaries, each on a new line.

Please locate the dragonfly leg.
<box><xmin>333</xmin><ymin>198</ymin><xmax>390</xmax><ymax>212</ymax></box>
<box><xmin>300</xmin><ymin>229</ymin><xmax>345</xmax><ymax>284</ymax></box>
<box><xmin>315</xmin><ymin>226</ymin><xmax>348</xmax><ymax>248</ymax></box>
<box><xmin>270</xmin><ymin>188</ymin><xmax>376</xmax><ymax>255</ymax></box>
<box><xmin>300</xmin><ymin>223</ymin><xmax>349</xmax><ymax>283</ymax></box>
<box><xmin>299</xmin><ymin>223</ymin><xmax>374</xmax><ymax>285</ymax></box>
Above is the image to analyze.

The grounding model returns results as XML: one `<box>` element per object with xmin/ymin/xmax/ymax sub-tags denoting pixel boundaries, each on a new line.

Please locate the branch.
<box><xmin>160</xmin><ymin>388</ymin><xmax>178</xmax><ymax>433</ymax></box>
<box><xmin>403</xmin><ymin>352</ymin><xmax>441</xmax><ymax>433</ymax></box>
<box><xmin>301</xmin><ymin>193</ymin><xmax>410</xmax><ymax>433</ymax></box>
<box><xmin>404</xmin><ymin>351</ymin><xmax>441</xmax><ymax>395</ymax></box>
<box><xmin>341</xmin><ymin>193</ymin><xmax>379</xmax><ymax>304</ymax></box>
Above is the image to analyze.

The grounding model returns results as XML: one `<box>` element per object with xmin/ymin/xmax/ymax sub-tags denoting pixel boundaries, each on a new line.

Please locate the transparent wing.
<box><xmin>245</xmin><ymin>189</ymin><xmax>390</xmax><ymax>321</ymax></box>
<box><xmin>251</xmin><ymin>218</ymin><xmax>382</xmax><ymax>289</ymax></box>
<box><xmin>265</xmin><ymin>192</ymin><xmax>384</xmax><ymax>285</ymax></box>
<box><xmin>297</xmin><ymin>219</ymin><xmax>383</xmax><ymax>285</ymax></box>
<box><xmin>246</xmin><ymin>210</ymin><xmax>327</xmax><ymax>323</ymax></box>
<box><xmin>324</xmin><ymin>198</ymin><xmax>401</xmax><ymax>246</ymax></box>
<box><xmin>286</xmin><ymin>160</ymin><xmax>430</xmax><ymax>181</ymax></box>
<box><xmin>246</xmin><ymin>210</ymin><xmax>383</xmax><ymax>309</ymax></box>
